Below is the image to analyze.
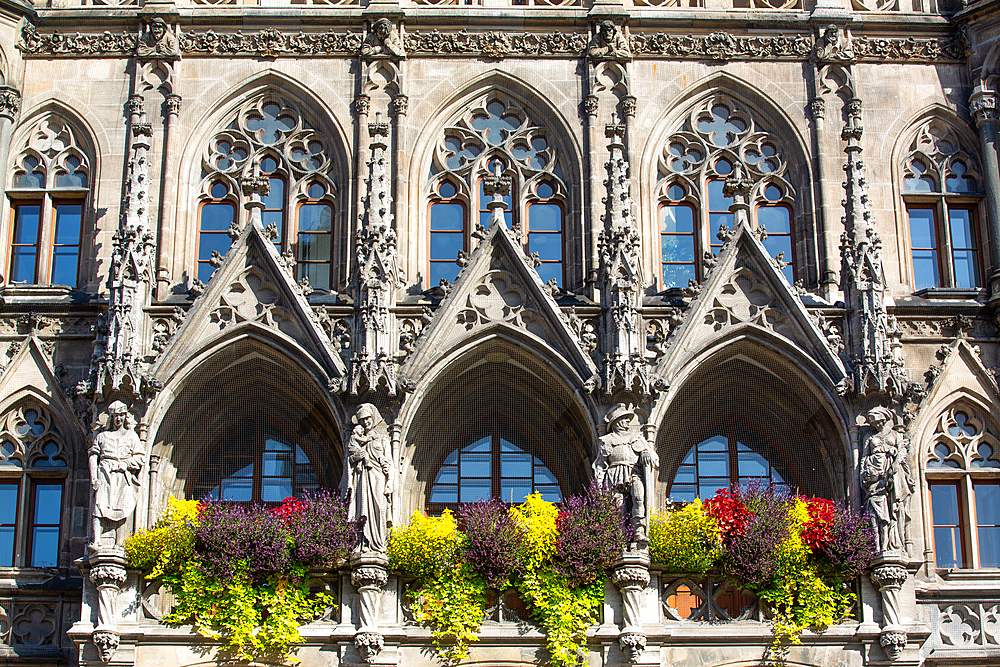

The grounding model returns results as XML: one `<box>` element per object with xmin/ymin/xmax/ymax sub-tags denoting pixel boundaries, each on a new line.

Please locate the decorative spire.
<box><xmin>839</xmin><ymin>97</ymin><xmax>909</xmax><ymax>398</ymax></box>
<box><xmin>482</xmin><ymin>160</ymin><xmax>511</xmax><ymax>229</ymax></box>
<box><xmin>93</xmin><ymin>96</ymin><xmax>157</xmax><ymax>399</ymax></box>
<box><xmin>349</xmin><ymin>113</ymin><xmax>403</xmax><ymax>396</ymax></box>
<box><xmin>595</xmin><ymin>114</ymin><xmax>659</xmax><ymax>397</ymax></box>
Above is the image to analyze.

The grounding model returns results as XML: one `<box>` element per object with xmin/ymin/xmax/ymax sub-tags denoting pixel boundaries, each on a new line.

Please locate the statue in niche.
<box><xmin>89</xmin><ymin>401</ymin><xmax>145</xmax><ymax>550</ymax></box>
<box><xmin>813</xmin><ymin>24</ymin><xmax>854</xmax><ymax>63</ymax></box>
<box><xmin>860</xmin><ymin>406</ymin><xmax>915</xmax><ymax>554</ymax></box>
<box><xmin>361</xmin><ymin>18</ymin><xmax>406</xmax><ymax>59</ymax></box>
<box><xmin>341</xmin><ymin>403</ymin><xmax>394</xmax><ymax>554</ymax></box>
<box><xmin>136</xmin><ymin>17</ymin><xmax>180</xmax><ymax>58</ymax></box>
<box><xmin>588</xmin><ymin>20</ymin><xmax>631</xmax><ymax>62</ymax></box>
<box><xmin>594</xmin><ymin>404</ymin><xmax>657</xmax><ymax>546</ymax></box>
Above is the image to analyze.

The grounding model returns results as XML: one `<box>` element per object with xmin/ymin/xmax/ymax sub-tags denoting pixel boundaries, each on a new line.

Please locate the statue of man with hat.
<box><xmin>594</xmin><ymin>404</ymin><xmax>658</xmax><ymax>546</ymax></box>
<box><xmin>89</xmin><ymin>401</ymin><xmax>145</xmax><ymax>550</ymax></box>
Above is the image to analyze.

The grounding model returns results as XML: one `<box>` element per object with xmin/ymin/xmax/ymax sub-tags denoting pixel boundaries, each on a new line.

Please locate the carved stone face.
<box><xmin>360</xmin><ymin>415</ymin><xmax>374</xmax><ymax>431</ymax></box>
<box><xmin>150</xmin><ymin>20</ymin><xmax>167</xmax><ymax>41</ymax></box>
<box><xmin>375</xmin><ymin>20</ymin><xmax>391</xmax><ymax>39</ymax></box>
<box><xmin>601</xmin><ymin>22</ymin><xmax>615</xmax><ymax>41</ymax></box>
<box><xmin>111</xmin><ymin>412</ymin><xmax>126</xmax><ymax>430</ymax></box>
<box><xmin>611</xmin><ymin>415</ymin><xmax>631</xmax><ymax>434</ymax></box>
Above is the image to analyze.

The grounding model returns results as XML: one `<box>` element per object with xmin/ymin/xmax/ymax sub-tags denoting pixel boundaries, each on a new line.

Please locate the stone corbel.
<box><xmin>89</xmin><ymin>550</ymin><xmax>128</xmax><ymax>663</ymax></box>
<box><xmin>351</xmin><ymin>553</ymin><xmax>389</xmax><ymax>663</ymax></box>
<box><xmin>612</xmin><ymin>551</ymin><xmax>649</xmax><ymax>664</ymax></box>
<box><xmin>870</xmin><ymin>557</ymin><xmax>909</xmax><ymax>661</ymax></box>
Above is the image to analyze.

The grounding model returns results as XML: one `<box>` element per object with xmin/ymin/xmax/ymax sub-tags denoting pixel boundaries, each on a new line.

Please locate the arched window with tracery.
<box><xmin>7</xmin><ymin>115</ymin><xmax>92</xmax><ymax>289</ymax></box>
<box><xmin>900</xmin><ymin>120</ymin><xmax>984</xmax><ymax>291</ymax></box>
<box><xmin>429</xmin><ymin>94</ymin><xmax>567</xmax><ymax>287</ymax></box>
<box><xmin>657</xmin><ymin>97</ymin><xmax>796</xmax><ymax>287</ymax></box>
<box><xmin>925</xmin><ymin>404</ymin><xmax>1000</xmax><ymax>569</ymax></box>
<box><xmin>198</xmin><ymin>96</ymin><xmax>338</xmax><ymax>291</ymax></box>
<box><xmin>0</xmin><ymin>403</ymin><xmax>69</xmax><ymax>568</ymax></box>
<box><xmin>668</xmin><ymin>435</ymin><xmax>790</xmax><ymax>502</ymax></box>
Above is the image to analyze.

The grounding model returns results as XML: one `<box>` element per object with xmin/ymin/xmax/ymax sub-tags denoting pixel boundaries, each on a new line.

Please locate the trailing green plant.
<box><xmin>648</xmin><ymin>499</ymin><xmax>720</xmax><ymax>574</ymax></box>
<box><xmin>389</xmin><ymin>510</ymin><xmax>488</xmax><ymax>661</ymax></box>
<box><xmin>127</xmin><ymin>495</ymin><xmax>352</xmax><ymax>663</ymax></box>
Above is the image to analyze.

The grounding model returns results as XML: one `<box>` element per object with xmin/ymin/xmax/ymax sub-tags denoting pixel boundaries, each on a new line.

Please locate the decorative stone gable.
<box><xmin>658</xmin><ymin>223</ymin><xmax>847</xmax><ymax>385</ymax></box>
<box><xmin>0</xmin><ymin>336</ymin><xmax>82</xmax><ymax>438</ymax></box>
<box><xmin>152</xmin><ymin>221</ymin><xmax>345</xmax><ymax>384</ymax></box>
<box><xmin>400</xmin><ymin>219</ymin><xmax>597</xmax><ymax>387</ymax></box>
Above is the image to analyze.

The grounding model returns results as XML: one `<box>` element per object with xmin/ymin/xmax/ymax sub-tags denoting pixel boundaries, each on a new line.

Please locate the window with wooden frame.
<box><xmin>657</xmin><ymin>98</ymin><xmax>797</xmax><ymax>289</ymax></box>
<box><xmin>901</xmin><ymin>120</ymin><xmax>984</xmax><ymax>292</ymax></box>
<box><xmin>198</xmin><ymin>96</ymin><xmax>338</xmax><ymax>292</ymax></box>
<box><xmin>189</xmin><ymin>437</ymin><xmax>321</xmax><ymax>503</ymax></box>
<box><xmin>430</xmin><ymin>94</ymin><xmax>567</xmax><ymax>288</ymax></box>
<box><xmin>7</xmin><ymin>116</ymin><xmax>90</xmax><ymax>289</ymax></box>
<box><xmin>0</xmin><ymin>403</ymin><xmax>69</xmax><ymax>568</ymax></box>
<box><xmin>426</xmin><ymin>436</ymin><xmax>563</xmax><ymax>513</ymax></box>
<box><xmin>667</xmin><ymin>433</ymin><xmax>790</xmax><ymax>503</ymax></box>
<box><xmin>926</xmin><ymin>404</ymin><xmax>1000</xmax><ymax>569</ymax></box>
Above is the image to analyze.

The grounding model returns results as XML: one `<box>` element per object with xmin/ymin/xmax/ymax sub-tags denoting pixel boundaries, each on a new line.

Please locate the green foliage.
<box><xmin>390</xmin><ymin>510</ymin><xmax>463</xmax><ymax>582</ymax></box>
<box><xmin>649</xmin><ymin>499</ymin><xmax>721</xmax><ymax>574</ymax></box>
<box><xmin>411</xmin><ymin>561</ymin><xmax>488</xmax><ymax>662</ymax></box>
<box><xmin>125</xmin><ymin>497</ymin><xmax>199</xmax><ymax>577</ymax></box>
<box><xmin>516</xmin><ymin>565</ymin><xmax>603</xmax><ymax>667</ymax></box>
<box><xmin>164</xmin><ymin>563</ymin><xmax>331</xmax><ymax>663</ymax></box>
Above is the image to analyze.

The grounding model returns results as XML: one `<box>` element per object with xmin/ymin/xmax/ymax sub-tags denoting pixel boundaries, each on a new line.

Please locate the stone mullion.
<box><xmin>392</xmin><ymin>91</ymin><xmax>407</xmax><ymax>283</ymax></box>
<box><xmin>154</xmin><ymin>94</ymin><xmax>181</xmax><ymax>302</ymax></box>
<box><xmin>0</xmin><ymin>87</ymin><xmax>22</xmax><ymax>223</ymax></box>
<box><xmin>969</xmin><ymin>90</ymin><xmax>1000</xmax><ymax>313</ymax></box>
<box><xmin>584</xmin><ymin>94</ymin><xmax>601</xmax><ymax>300</ymax></box>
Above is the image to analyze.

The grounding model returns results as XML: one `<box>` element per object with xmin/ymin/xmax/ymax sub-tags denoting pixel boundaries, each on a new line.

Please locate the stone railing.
<box><xmin>660</xmin><ymin>574</ymin><xmax>765</xmax><ymax>622</ymax></box>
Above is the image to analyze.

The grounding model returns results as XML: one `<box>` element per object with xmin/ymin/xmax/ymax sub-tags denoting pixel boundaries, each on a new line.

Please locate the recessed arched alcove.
<box><xmin>656</xmin><ymin>339</ymin><xmax>847</xmax><ymax>503</ymax></box>
<box><xmin>401</xmin><ymin>335</ymin><xmax>594</xmax><ymax>517</ymax></box>
<box><xmin>150</xmin><ymin>335</ymin><xmax>342</xmax><ymax>506</ymax></box>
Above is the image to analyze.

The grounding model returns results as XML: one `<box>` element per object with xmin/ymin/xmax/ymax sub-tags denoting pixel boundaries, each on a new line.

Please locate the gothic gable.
<box><xmin>918</xmin><ymin>340</ymin><xmax>1000</xmax><ymax>421</ymax></box>
<box><xmin>0</xmin><ymin>336</ymin><xmax>82</xmax><ymax>436</ymax></box>
<box><xmin>153</xmin><ymin>221</ymin><xmax>346</xmax><ymax>383</ymax></box>
<box><xmin>401</xmin><ymin>223</ymin><xmax>598</xmax><ymax>384</ymax></box>
<box><xmin>658</xmin><ymin>224</ymin><xmax>847</xmax><ymax>385</ymax></box>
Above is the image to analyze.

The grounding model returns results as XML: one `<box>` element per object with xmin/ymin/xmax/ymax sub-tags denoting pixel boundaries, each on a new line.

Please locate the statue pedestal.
<box><xmin>869</xmin><ymin>553</ymin><xmax>913</xmax><ymax>664</ymax></box>
<box><xmin>612</xmin><ymin>550</ymin><xmax>651</xmax><ymax>665</ymax></box>
<box><xmin>71</xmin><ymin>548</ymin><xmax>137</xmax><ymax>666</ymax></box>
<box><xmin>349</xmin><ymin>552</ymin><xmax>392</xmax><ymax>665</ymax></box>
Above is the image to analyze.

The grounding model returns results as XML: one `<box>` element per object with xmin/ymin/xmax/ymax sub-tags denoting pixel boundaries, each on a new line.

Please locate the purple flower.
<box><xmin>284</xmin><ymin>489</ymin><xmax>361</xmax><ymax>570</ymax></box>
<box><xmin>720</xmin><ymin>485</ymin><xmax>788</xmax><ymax>588</ymax></box>
<box><xmin>458</xmin><ymin>497</ymin><xmax>525</xmax><ymax>590</ymax></box>
<box><xmin>817</xmin><ymin>503</ymin><xmax>877</xmax><ymax>582</ymax></box>
<box><xmin>194</xmin><ymin>502</ymin><xmax>291</xmax><ymax>581</ymax></box>
<box><xmin>555</xmin><ymin>484</ymin><xmax>628</xmax><ymax>587</ymax></box>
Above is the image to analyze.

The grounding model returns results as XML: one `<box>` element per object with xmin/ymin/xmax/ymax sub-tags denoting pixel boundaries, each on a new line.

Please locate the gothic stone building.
<box><xmin>1</xmin><ymin>0</ymin><xmax>1000</xmax><ymax>664</ymax></box>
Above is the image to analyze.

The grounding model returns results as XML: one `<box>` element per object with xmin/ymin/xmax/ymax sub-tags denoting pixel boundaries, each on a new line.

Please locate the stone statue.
<box><xmin>594</xmin><ymin>404</ymin><xmax>657</xmax><ymax>546</ymax></box>
<box><xmin>136</xmin><ymin>17</ymin><xmax>180</xmax><ymax>58</ymax></box>
<box><xmin>588</xmin><ymin>20</ymin><xmax>631</xmax><ymax>62</ymax></box>
<box><xmin>813</xmin><ymin>24</ymin><xmax>854</xmax><ymax>63</ymax></box>
<box><xmin>361</xmin><ymin>18</ymin><xmax>406</xmax><ymax>59</ymax></box>
<box><xmin>341</xmin><ymin>403</ymin><xmax>394</xmax><ymax>553</ymax></box>
<box><xmin>89</xmin><ymin>401</ymin><xmax>145</xmax><ymax>550</ymax></box>
<box><xmin>860</xmin><ymin>406</ymin><xmax>914</xmax><ymax>554</ymax></box>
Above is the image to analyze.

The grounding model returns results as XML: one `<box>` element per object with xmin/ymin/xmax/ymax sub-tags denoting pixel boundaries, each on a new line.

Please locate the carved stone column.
<box><xmin>89</xmin><ymin>550</ymin><xmax>128</xmax><ymax>663</ymax></box>
<box><xmin>723</xmin><ymin>163</ymin><xmax>754</xmax><ymax>232</ymax></box>
<box><xmin>583</xmin><ymin>94</ymin><xmax>601</xmax><ymax>298</ymax></box>
<box><xmin>146</xmin><ymin>454</ymin><xmax>161</xmax><ymax>527</ymax></box>
<box><xmin>870</xmin><ymin>557</ymin><xmax>909</xmax><ymax>661</ymax></box>
<box><xmin>351</xmin><ymin>553</ymin><xmax>389</xmax><ymax>663</ymax></box>
<box><xmin>612</xmin><ymin>551</ymin><xmax>649</xmax><ymax>664</ymax></box>
<box><xmin>155</xmin><ymin>94</ymin><xmax>181</xmax><ymax>301</ymax></box>
<box><xmin>0</xmin><ymin>86</ymin><xmax>22</xmax><ymax>207</ymax></box>
<box><xmin>970</xmin><ymin>90</ymin><xmax>1000</xmax><ymax>316</ymax></box>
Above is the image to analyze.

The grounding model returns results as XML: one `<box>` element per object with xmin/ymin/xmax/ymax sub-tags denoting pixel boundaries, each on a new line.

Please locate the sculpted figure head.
<box><xmin>600</xmin><ymin>20</ymin><xmax>616</xmax><ymax>43</ymax></box>
<box><xmin>606</xmin><ymin>404</ymin><xmax>635</xmax><ymax>435</ymax></box>
<box><xmin>149</xmin><ymin>17</ymin><xmax>167</xmax><ymax>42</ymax></box>
<box><xmin>373</xmin><ymin>18</ymin><xmax>392</xmax><ymax>41</ymax></box>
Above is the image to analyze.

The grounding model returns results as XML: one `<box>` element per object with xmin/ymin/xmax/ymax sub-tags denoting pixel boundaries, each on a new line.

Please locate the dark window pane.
<box><xmin>528</xmin><ymin>204</ymin><xmax>561</xmax><ymax>232</ymax></box>
<box><xmin>200</xmin><ymin>203</ymin><xmax>235</xmax><ymax>232</ymax></box>
<box><xmin>298</xmin><ymin>204</ymin><xmax>332</xmax><ymax>233</ymax></box>
<box><xmin>931</xmin><ymin>483</ymin><xmax>963</xmax><ymax>568</ymax></box>
<box><xmin>14</xmin><ymin>172</ymin><xmax>44</xmax><ymax>188</ymax></box>
<box><xmin>501</xmin><ymin>481</ymin><xmax>532</xmax><ymax>505</ymax></box>
<box><xmin>297</xmin><ymin>234</ymin><xmax>331</xmax><ymax>262</ymax></box>
<box><xmin>431</xmin><ymin>203</ymin><xmax>464</xmax><ymax>231</ymax></box>
<box><xmin>50</xmin><ymin>247</ymin><xmax>79</xmax><ymax>287</ymax></box>
<box><xmin>53</xmin><ymin>204</ymin><xmax>82</xmax><ymax>244</ymax></box>
<box><xmin>952</xmin><ymin>251</ymin><xmax>980</xmax><ymax>289</ymax></box>
<box><xmin>975</xmin><ymin>483</ymin><xmax>1000</xmax><ymax>525</ymax></box>
<box><xmin>460</xmin><ymin>479</ymin><xmax>490</xmax><ymax>503</ymax></box>
<box><xmin>298</xmin><ymin>262</ymin><xmax>330</xmax><ymax>292</ymax></box>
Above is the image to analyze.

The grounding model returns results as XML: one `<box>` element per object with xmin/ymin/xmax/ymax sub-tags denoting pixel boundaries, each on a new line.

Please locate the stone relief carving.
<box><xmin>860</xmin><ymin>407</ymin><xmax>915</xmax><ymax>555</ymax></box>
<box><xmin>593</xmin><ymin>404</ymin><xmax>658</xmax><ymax>547</ymax></box>
<box><xmin>11</xmin><ymin>603</ymin><xmax>57</xmax><ymax>646</ymax></box>
<box><xmin>631</xmin><ymin>31</ymin><xmax>810</xmax><ymax>59</ymax></box>
<box><xmin>17</xmin><ymin>21</ymin><xmax>138</xmax><ymax>55</ymax></box>
<box><xmin>89</xmin><ymin>401</ymin><xmax>144</xmax><ymax>550</ymax></box>
<box><xmin>136</xmin><ymin>17</ymin><xmax>180</xmax><ymax>58</ymax></box>
<box><xmin>11</xmin><ymin>114</ymin><xmax>91</xmax><ymax>192</ymax></box>
<box><xmin>0</xmin><ymin>86</ymin><xmax>21</xmax><ymax>122</ymax></box>
<box><xmin>180</xmin><ymin>29</ymin><xmax>362</xmax><ymax>56</ymax></box>
<box><xmin>209</xmin><ymin>263</ymin><xmax>296</xmax><ymax>332</ymax></box>
<box><xmin>457</xmin><ymin>270</ymin><xmax>548</xmax><ymax>337</ymax></box>
<box><xmin>702</xmin><ymin>267</ymin><xmax>790</xmax><ymax>335</ymax></box>
<box><xmin>926</xmin><ymin>405</ymin><xmax>1000</xmax><ymax>469</ymax></box>
<box><xmin>851</xmin><ymin>34</ymin><xmax>965</xmax><ymax>62</ymax></box>
<box><xmin>362</xmin><ymin>18</ymin><xmax>406</xmax><ymax>59</ymax></box>
<box><xmin>341</xmin><ymin>404</ymin><xmax>395</xmax><ymax>555</ymax></box>
<box><xmin>404</xmin><ymin>30</ymin><xmax>588</xmax><ymax>57</ymax></box>
<box><xmin>150</xmin><ymin>308</ymin><xmax>185</xmax><ymax>356</ymax></box>
<box><xmin>813</xmin><ymin>25</ymin><xmax>855</xmax><ymax>63</ymax></box>
<box><xmin>0</xmin><ymin>404</ymin><xmax>68</xmax><ymax>467</ymax></box>
<box><xmin>588</xmin><ymin>21</ymin><xmax>631</xmax><ymax>62</ymax></box>
<box><xmin>940</xmin><ymin>604</ymin><xmax>982</xmax><ymax>646</ymax></box>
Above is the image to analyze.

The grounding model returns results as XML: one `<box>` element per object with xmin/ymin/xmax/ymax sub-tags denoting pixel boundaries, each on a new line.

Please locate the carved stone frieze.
<box><xmin>17</xmin><ymin>21</ymin><xmax>137</xmax><ymax>56</ymax></box>
<box><xmin>404</xmin><ymin>29</ymin><xmax>588</xmax><ymax>57</ymax></box>
<box><xmin>209</xmin><ymin>262</ymin><xmax>297</xmax><ymax>332</ymax></box>
<box><xmin>181</xmin><ymin>29</ymin><xmax>362</xmax><ymax>56</ymax></box>
<box><xmin>851</xmin><ymin>34</ymin><xmax>965</xmax><ymax>62</ymax></box>
<box><xmin>631</xmin><ymin>31</ymin><xmax>810</xmax><ymax>59</ymax></box>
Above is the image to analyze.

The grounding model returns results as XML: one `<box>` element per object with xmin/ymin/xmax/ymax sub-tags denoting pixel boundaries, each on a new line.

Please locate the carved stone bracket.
<box><xmin>612</xmin><ymin>551</ymin><xmax>650</xmax><ymax>663</ymax></box>
<box><xmin>350</xmin><ymin>553</ymin><xmax>389</xmax><ymax>664</ymax></box>
<box><xmin>0</xmin><ymin>86</ymin><xmax>22</xmax><ymax>122</ymax></box>
<box><xmin>870</xmin><ymin>557</ymin><xmax>909</xmax><ymax>661</ymax></box>
<box><xmin>88</xmin><ymin>549</ymin><xmax>127</xmax><ymax>663</ymax></box>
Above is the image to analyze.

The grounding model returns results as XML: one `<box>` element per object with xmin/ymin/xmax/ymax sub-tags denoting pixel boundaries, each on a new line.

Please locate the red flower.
<box><xmin>800</xmin><ymin>497</ymin><xmax>835</xmax><ymax>553</ymax></box>
<box><xmin>703</xmin><ymin>489</ymin><xmax>751</xmax><ymax>540</ymax></box>
<box><xmin>270</xmin><ymin>497</ymin><xmax>306</xmax><ymax>520</ymax></box>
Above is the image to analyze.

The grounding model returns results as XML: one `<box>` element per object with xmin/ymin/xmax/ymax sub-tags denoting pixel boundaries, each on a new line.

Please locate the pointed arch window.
<box><xmin>668</xmin><ymin>435</ymin><xmax>789</xmax><ymax>503</ymax></box>
<box><xmin>427</xmin><ymin>437</ymin><xmax>563</xmax><ymax>512</ymax></box>
<box><xmin>901</xmin><ymin>120</ymin><xmax>984</xmax><ymax>291</ymax></box>
<box><xmin>925</xmin><ymin>405</ymin><xmax>1000</xmax><ymax>569</ymax></box>
<box><xmin>429</xmin><ymin>94</ymin><xmax>567</xmax><ymax>287</ymax></box>
<box><xmin>7</xmin><ymin>116</ymin><xmax>91</xmax><ymax>288</ymax></box>
<box><xmin>657</xmin><ymin>98</ymin><xmax>796</xmax><ymax>288</ymax></box>
<box><xmin>0</xmin><ymin>403</ymin><xmax>69</xmax><ymax>568</ymax></box>
<box><xmin>198</xmin><ymin>96</ymin><xmax>338</xmax><ymax>291</ymax></box>
<box><xmin>190</xmin><ymin>438</ymin><xmax>321</xmax><ymax>503</ymax></box>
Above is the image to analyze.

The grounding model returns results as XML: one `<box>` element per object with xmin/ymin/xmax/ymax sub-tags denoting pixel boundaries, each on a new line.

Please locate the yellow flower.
<box><xmin>510</xmin><ymin>492</ymin><xmax>558</xmax><ymax>564</ymax></box>
<box><xmin>389</xmin><ymin>510</ymin><xmax>462</xmax><ymax>580</ymax></box>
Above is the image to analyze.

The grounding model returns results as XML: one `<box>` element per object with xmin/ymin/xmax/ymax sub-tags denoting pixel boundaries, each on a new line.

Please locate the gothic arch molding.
<box><xmin>398</xmin><ymin>333</ymin><xmax>598</xmax><ymax>520</ymax></box>
<box><xmin>404</xmin><ymin>70</ymin><xmax>587</xmax><ymax>290</ymax></box>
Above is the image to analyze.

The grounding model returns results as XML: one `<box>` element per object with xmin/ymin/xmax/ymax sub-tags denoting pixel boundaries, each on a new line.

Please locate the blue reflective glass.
<box><xmin>297</xmin><ymin>234</ymin><xmax>331</xmax><ymax>262</ymax></box>
<box><xmin>661</xmin><ymin>235</ymin><xmax>694</xmax><ymax>263</ymax></box>
<box><xmin>912</xmin><ymin>250</ymin><xmax>940</xmax><ymax>290</ymax></box>
<box><xmin>10</xmin><ymin>248</ymin><xmax>37</xmax><ymax>284</ymax></box>
<box><xmin>908</xmin><ymin>208</ymin><xmax>937</xmax><ymax>248</ymax></box>
<box><xmin>299</xmin><ymin>204</ymin><xmax>332</xmax><ymax>233</ymax></box>
<box><xmin>430</xmin><ymin>232</ymin><xmax>463</xmax><ymax>262</ymax></box>
<box><xmin>536</xmin><ymin>262</ymin><xmax>561</xmax><ymax>286</ymax></box>
<box><xmin>31</xmin><ymin>527</ymin><xmax>59</xmax><ymax>567</ymax></box>
<box><xmin>200</xmin><ymin>203</ymin><xmax>235</xmax><ymax>232</ymax></box>
<box><xmin>50</xmin><ymin>247</ymin><xmax>79</xmax><ymax>288</ymax></box>
<box><xmin>198</xmin><ymin>232</ymin><xmax>233</xmax><ymax>262</ymax></box>
<box><xmin>529</xmin><ymin>204</ymin><xmax>561</xmax><ymax>232</ymax></box>
<box><xmin>429</xmin><ymin>262</ymin><xmax>458</xmax><ymax>286</ymax></box>
<box><xmin>661</xmin><ymin>205</ymin><xmax>694</xmax><ymax>234</ymax></box>
<box><xmin>757</xmin><ymin>206</ymin><xmax>790</xmax><ymax>234</ymax></box>
<box><xmin>13</xmin><ymin>206</ymin><xmax>40</xmax><ymax>244</ymax></box>
<box><xmin>34</xmin><ymin>484</ymin><xmax>62</xmax><ymax>525</ymax></box>
<box><xmin>707</xmin><ymin>180</ymin><xmax>732</xmax><ymax>210</ymax></box>
<box><xmin>53</xmin><ymin>204</ymin><xmax>82</xmax><ymax>244</ymax></box>
<box><xmin>528</xmin><ymin>233</ymin><xmax>561</xmax><ymax>261</ymax></box>
<box><xmin>431</xmin><ymin>203</ymin><xmax>464</xmax><ymax>231</ymax></box>
<box><xmin>662</xmin><ymin>264</ymin><xmax>695</xmax><ymax>289</ymax></box>
<box><xmin>0</xmin><ymin>526</ymin><xmax>13</xmax><ymax>566</ymax></box>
